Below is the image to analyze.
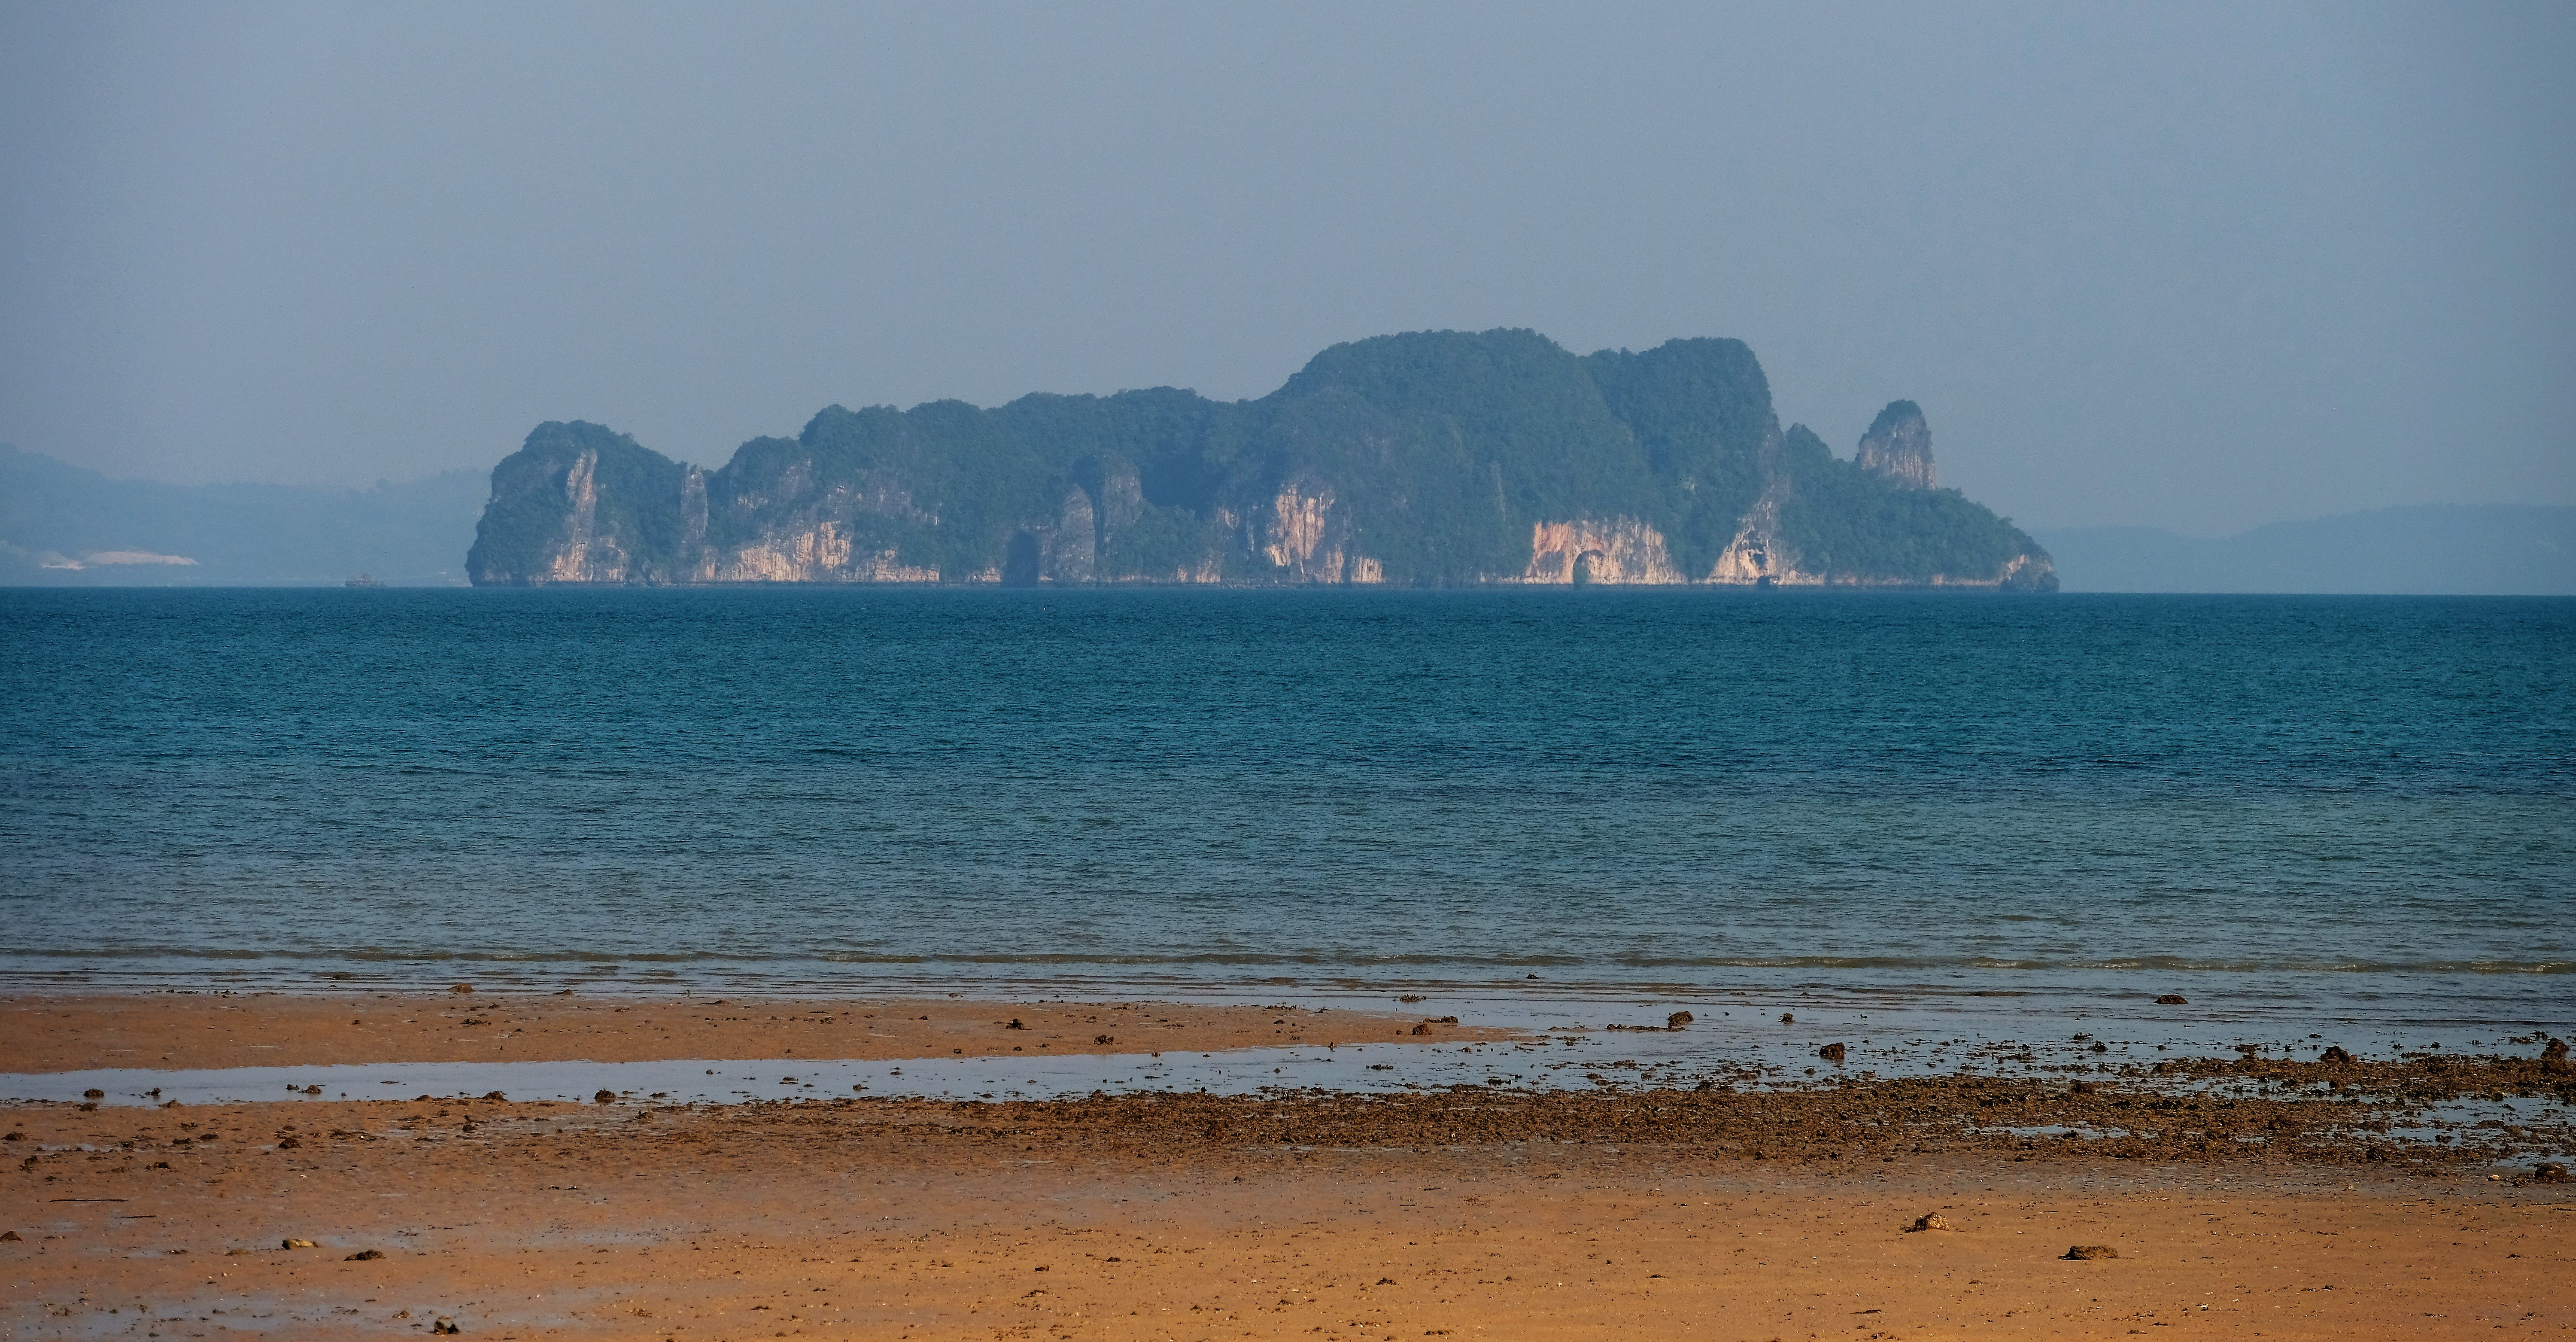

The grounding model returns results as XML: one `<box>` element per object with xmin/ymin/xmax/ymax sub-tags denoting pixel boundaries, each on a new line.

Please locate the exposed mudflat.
<box><xmin>6</xmin><ymin>994</ymin><xmax>2572</xmax><ymax>1339</ymax></box>
<box><xmin>2</xmin><ymin>993</ymin><xmax>1495</xmax><ymax>1073</ymax></box>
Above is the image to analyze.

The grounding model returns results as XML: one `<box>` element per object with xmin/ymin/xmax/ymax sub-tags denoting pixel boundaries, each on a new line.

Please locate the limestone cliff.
<box><xmin>467</xmin><ymin>330</ymin><xmax>2053</xmax><ymax>590</ymax></box>
<box><xmin>1856</xmin><ymin>400</ymin><xmax>1936</xmax><ymax>490</ymax></box>
<box><xmin>1710</xmin><ymin>485</ymin><xmax>1811</xmax><ymax>585</ymax></box>
<box><xmin>1521</xmin><ymin>520</ymin><xmax>1685</xmax><ymax>584</ymax></box>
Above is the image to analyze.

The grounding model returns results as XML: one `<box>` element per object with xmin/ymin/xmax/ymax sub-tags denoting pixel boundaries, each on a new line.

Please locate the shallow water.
<box><xmin>3</xmin><ymin>588</ymin><xmax>2569</xmax><ymax>1035</ymax></box>
<box><xmin>2</xmin><ymin>981</ymin><xmax>2563</xmax><ymax>1115</ymax></box>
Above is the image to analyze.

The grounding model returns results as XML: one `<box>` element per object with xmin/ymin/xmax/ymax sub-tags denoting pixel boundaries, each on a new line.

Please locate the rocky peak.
<box><xmin>1856</xmin><ymin>400</ymin><xmax>1935</xmax><ymax>490</ymax></box>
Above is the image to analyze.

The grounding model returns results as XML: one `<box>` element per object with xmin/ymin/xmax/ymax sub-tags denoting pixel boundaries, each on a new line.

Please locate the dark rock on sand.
<box><xmin>345</xmin><ymin>1248</ymin><xmax>386</xmax><ymax>1261</ymax></box>
<box><xmin>2536</xmin><ymin>1162</ymin><xmax>2568</xmax><ymax>1183</ymax></box>
<box><xmin>1907</xmin><ymin>1214</ymin><xmax>1953</xmax><ymax>1232</ymax></box>
<box><xmin>1818</xmin><ymin>1043</ymin><xmax>1847</xmax><ymax>1063</ymax></box>
<box><xmin>2064</xmin><ymin>1245</ymin><xmax>2118</xmax><ymax>1260</ymax></box>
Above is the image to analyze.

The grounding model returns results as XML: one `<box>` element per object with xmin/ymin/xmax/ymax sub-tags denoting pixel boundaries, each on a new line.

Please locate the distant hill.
<box><xmin>2032</xmin><ymin>505</ymin><xmax>2576</xmax><ymax>595</ymax></box>
<box><xmin>469</xmin><ymin>329</ymin><xmax>2055</xmax><ymax>589</ymax></box>
<box><xmin>0</xmin><ymin>445</ymin><xmax>485</xmax><ymax>586</ymax></box>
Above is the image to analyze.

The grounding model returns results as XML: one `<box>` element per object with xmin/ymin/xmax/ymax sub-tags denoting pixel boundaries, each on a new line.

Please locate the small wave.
<box><xmin>3</xmin><ymin>946</ymin><xmax>2566</xmax><ymax>975</ymax></box>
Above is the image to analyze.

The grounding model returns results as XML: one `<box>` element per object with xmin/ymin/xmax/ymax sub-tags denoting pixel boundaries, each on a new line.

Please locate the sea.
<box><xmin>3</xmin><ymin>587</ymin><xmax>2570</xmax><ymax>1101</ymax></box>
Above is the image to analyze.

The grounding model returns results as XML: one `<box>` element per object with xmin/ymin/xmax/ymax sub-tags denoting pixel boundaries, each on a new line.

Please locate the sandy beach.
<box><xmin>6</xmin><ymin>994</ymin><xmax>2573</xmax><ymax>1339</ymax></box>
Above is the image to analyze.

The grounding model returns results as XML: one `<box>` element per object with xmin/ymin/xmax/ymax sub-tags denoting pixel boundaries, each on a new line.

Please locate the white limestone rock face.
<box><xmin>541</xmin><ymin>450</ymin><xmax>632</xmax><ymax>583</ymax></box>
<box><xmin>1521</xmin><ymin>520</ymin><xmax>1685</xmax><ymax>585</ymax></box>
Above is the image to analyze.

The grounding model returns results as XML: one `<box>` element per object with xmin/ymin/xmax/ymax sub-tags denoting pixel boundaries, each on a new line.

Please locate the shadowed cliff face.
<box><xmin>466</xmin><ymin>330</ymin><xmax>2053</xmax><ymax>590</ymax></box>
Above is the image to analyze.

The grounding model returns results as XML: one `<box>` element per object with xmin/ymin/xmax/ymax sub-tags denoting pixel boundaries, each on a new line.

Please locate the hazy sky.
<box><xmin>2</xmin><ymin>2</ymin><xmax>2568</xmax><ymax>533</ymax></box>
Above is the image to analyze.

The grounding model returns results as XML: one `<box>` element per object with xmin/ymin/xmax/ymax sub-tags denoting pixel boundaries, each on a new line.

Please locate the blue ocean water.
<box><xmin>2</xmin><ymin>589</ymin><xmax>2569</xmax><ymax>1032</ymax></box>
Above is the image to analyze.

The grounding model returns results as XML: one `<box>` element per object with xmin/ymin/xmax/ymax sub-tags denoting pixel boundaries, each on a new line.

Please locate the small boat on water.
<box><xmin>344</xmin><ymin>573</ymin><xmax>383</xmax><ymax>588</ymax></box>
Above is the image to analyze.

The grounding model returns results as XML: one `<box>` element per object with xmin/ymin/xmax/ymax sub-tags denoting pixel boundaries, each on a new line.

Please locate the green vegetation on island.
<box><xmin>467</xmin><ymin>329</ymin><xmax>2054</xmax><ymax>590</ymax></box>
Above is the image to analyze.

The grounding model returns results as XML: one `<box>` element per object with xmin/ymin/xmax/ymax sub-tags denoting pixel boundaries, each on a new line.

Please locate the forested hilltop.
<box><xmin>468</xmin><ymin>329</ymin><xmax>2053</xmax><ymax>589</ymax></box>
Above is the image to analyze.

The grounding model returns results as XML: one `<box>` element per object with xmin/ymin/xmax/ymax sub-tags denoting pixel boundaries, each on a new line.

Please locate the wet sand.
<box><xmin>5</xmin><ymin>995</ymin><xmax>2573</xmax><ymax>1339</ymax></box>
<box><xmin>1</xmin><ymin>993</ymin><xmax>1505</xmax><ymax>1073</ymax></box>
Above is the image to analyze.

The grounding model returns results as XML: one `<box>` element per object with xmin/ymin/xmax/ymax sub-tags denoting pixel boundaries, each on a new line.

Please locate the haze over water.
<box><xmin>4</xmin><ymin>589</ymin><xmax>2568</xmax><ymax>1037</ymax></box>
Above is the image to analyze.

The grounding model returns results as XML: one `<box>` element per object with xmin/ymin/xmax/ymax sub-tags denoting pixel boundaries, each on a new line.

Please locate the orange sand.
<box><xmin>4</xmin><ymin>1096</ymin><xmax>2568</xmax><ymax>1340</ymax></box>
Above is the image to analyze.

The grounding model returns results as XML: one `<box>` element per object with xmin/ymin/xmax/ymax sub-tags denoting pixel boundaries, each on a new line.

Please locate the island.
<box><xmin>467</xmin><ymin>328</ymin><xmax>2054</xmax><ymax>590</ymax></box>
